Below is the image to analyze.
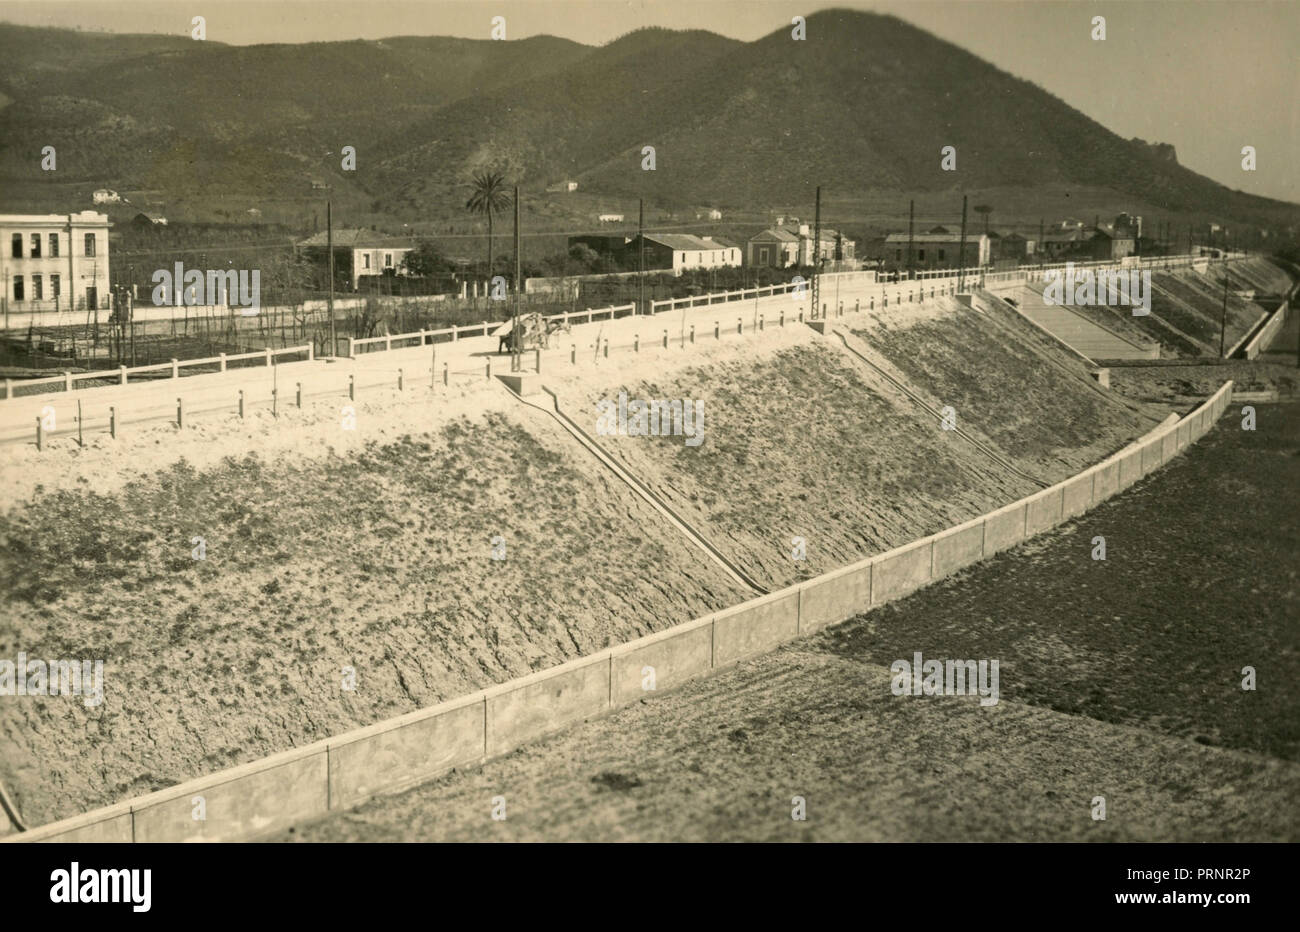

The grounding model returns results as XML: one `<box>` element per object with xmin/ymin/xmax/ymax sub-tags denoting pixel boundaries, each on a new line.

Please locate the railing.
<box><xmin>346</xmin><ymin>304</ymin><xmax>636</xmax><ymax>356</ymax></box>
<box><xmin>3</xmin><ymin>344</ymin><xmax>313</xmax><ymax>400</ymax></box>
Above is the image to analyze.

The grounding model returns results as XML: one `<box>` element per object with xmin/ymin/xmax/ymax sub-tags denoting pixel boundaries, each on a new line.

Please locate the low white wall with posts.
<box><xmin>5</xmin><ymin>381</ymin><xmax>1233</xmax><ymax>843</ymax></box>
<box><xmin>345</xmin><ymin>304</ymin><xmax>636</xmax><ymax>356</ymax></box>
<box><xmin>3</xmin><ymin>345</ymin><xmax>313</xmax><ymax>401</ymax></box>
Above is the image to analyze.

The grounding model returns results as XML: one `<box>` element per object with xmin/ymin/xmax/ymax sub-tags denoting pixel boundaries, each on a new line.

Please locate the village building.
<box><xmin>881</xmin><ymin>231</ymin><xmax>990</xmax><ymax>270</ymax></box>
<box><xmin>296</xmin><ymin>228</ymin><xmax>415</xmax><ymax>289</ymax></box>
<box><xmin>747</xmin><ymin>223</ymin><xmax>856</xmax><ymax>268</ymax></box>
<box><xmin>0</xmin><ymin>211</ymin><xmax>112</xmax><ymax>315</ymax></box>
<box><xmin>621</xmin><ymin>233</ymin><xmax>740</xmax><ymax>275</ymax></box>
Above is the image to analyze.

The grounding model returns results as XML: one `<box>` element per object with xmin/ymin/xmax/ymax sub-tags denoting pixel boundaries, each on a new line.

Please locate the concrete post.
<box><xmin>64</xmin><ymin>371</ymin><xmax>73</xmax><ymax>391</ymax></box>
<box><xmin>171</xmin><ymin>358</ymin><xmax>179</xmax><ymax>379</ymax></box>
<box><xmin>119</xmin><ymin>366</ymin><xmax>128</xmax><ymax>385</ymax></box>
<box><xmin>219</xmin><ymin>353</ymin><xmax>227</xmax><ymax>372</ymax></box>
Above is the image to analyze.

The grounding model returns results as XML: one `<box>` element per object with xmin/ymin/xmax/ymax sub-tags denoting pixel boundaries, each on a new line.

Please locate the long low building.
<box><xmin>881</xmin><ymin>232</ymin><xmax>990</xmax><ymax>271</ymax></box>
<box><xmin>0</xmin><ymin>211</ymin><xmax>112</xmax><ymax>318</ymax></box>
<box><xmin>620</xmin><ymin>233</ymin><xmax>742</xmax><ymax>275</ymax></box>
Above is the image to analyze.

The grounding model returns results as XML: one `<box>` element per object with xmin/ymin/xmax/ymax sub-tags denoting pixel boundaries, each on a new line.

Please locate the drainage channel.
<box><xmin>505</xmin><ymin>382</ymin><xmax>768</xmax><ymax>596</ymax></box>
<box><xmin>829</xmin><ymin>328</ymin><xmax>1050</xmax><ymax>490</ymax></box>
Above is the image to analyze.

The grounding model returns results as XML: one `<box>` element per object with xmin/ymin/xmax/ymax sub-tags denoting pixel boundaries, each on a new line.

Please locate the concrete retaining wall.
<box><xmin>800</xmin><ymin>561</ymin><xmax>872</xmax><ymax>633</ymax></box>
<box><xmin>872</xmin><ymin>538</ymin><xmax>933</xmax><ymax>604</ymax></box>
<box><xmin>713</xmin><ymin>589</ymin><xmax>801</xmax><ymax>666</ymax></box>
<box><xmin>485</xmin><ymin>652</ymin><xmax>612</xmax><ymax>757</ymax></box>
<box><xmin>931</xmin><ymin>519</ymin><xmax>984</xmax><ymax>576</ymax></box>
<box><xmin>8</xmin><ymin>381</ymin><xmax>1233</xmax><ymax>843</ymax></box>
<box><xmin>984</xmin><ymin>501</ymin><xmax>1027</xmax><ymax>555</ymax></box>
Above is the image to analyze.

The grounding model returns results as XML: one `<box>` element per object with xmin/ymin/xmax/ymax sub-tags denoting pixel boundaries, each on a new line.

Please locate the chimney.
<box><xmin>799</xmin><ymin>224</ymin><xmax>810</xmax><ymax>236</ymax></box>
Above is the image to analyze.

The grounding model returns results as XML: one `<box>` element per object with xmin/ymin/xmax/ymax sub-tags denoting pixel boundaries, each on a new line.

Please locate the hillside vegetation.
<box><xmin>1</xmin><ymin>11</ymin><xmax>1296</xmax><ymax>230</ymax></box>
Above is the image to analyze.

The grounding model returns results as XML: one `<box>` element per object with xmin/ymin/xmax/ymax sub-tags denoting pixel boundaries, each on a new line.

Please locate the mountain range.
<box><xmin>0</xmin><ymin>9</ymin><xmax>1295</xmax><ymax>231</ymax></box>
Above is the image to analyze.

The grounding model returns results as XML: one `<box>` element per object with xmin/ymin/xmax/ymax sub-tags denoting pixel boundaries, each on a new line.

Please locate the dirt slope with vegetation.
<box><xmin>0</xmin><ymin>385</ymin><xmax>747</xmax><ymax>826</ymax></box>
<box><xmin>850</xmin><ymin>296</ymin><xmax>1167</xmax><ymax>478</ymax></box>
<box><xmin>550</xmin><ymin>317</ymin><xmax>1163</xmax><ymax>591</ymax></box>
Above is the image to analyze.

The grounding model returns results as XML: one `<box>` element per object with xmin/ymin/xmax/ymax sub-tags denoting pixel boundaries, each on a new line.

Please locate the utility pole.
<box><xmin>638</xmin><ymin>198</ymin><xmax>645</xmax><ymax>316</ymax></box>
<box><xmin>1219</xmin><ymin>266</ymin><xmax>1229</xmax><ymax>357</ymax></box>
<box><xmin>957</xmin><ymin>195</ymin><xmax>969</xmax><ymax>292</ymax></box>
<box><xmin>907</xmin><ymin>199</ymin><xmax>915</xmax><ymax>279</ymax></box>
<box><xmin>513</xmin><ymin>185</ymin><xmax>521</xmax><ymax>372</ymax></box>
<box><xmin>1039</xmin><ymin>218</ymin><xmax>1045</xmax><ymax>265</ymax></box>
<box><xmin>811</xmin><ymin>185</ymin><xmax>821</xmax><ymax>319</ymax></box>
<box><xmin>327</xmin><ymin>200</ymin><xmax>335</xmax><ymax>357</ymax></box>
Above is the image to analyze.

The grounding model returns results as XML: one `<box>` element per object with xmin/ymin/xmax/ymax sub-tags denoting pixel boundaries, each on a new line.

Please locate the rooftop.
<box><xmin>297</xmin><ymin>229</ymin><xmax>414</xmax><ymax>248</ymax></box>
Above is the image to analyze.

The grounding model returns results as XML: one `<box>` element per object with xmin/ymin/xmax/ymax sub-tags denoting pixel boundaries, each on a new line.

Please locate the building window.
<box><xmin>84</xmin><ymin>233</ymin><xmax>96</xmax><ymax>257</ymax></box>
<box><xmin>11</xmin><ymin>234</ymin><xmax>21</xmax><ymax>258</ymax></box>
<box><xmin>49</xmin><ymin>234</ymin><xmax>59</xmax><ymax>258</ymax></box>
<box><xmin>13</xmin><ymin>276</ymin><xmax>23</xmax><ymax>302</ymax></box>
<box><xmin>895</xmin><ymin>249</ymin><xmax>902</xmax><ymax>261</ymax></box>
<box><xmin>918</xmin><ymin>249</ymin><xmax>925</xmax><ymax>261</ymax></box>
<box><xmin>30</xmin><ymin>234</ymin><xmax>41</xmax><ymax>258</ymax></box>
<box><xmin>363</xmin><ymin>254</ymin><xmax>371</xmax><ymax>270</ymax></box>
<box><xmin>939</xmin><ymin>249</ymin><xmax>946</xmax><ymax>261</ymax></box>
<box><xmin>680</xmin><ymin>253</ymin><xmax>686</xmax><ymax>263</ymax></box>
<box><xmin>51</xmin><ymin>274</ymin><xmax>60</xmax><ymax>298</ymax></box>
<box><xmin>384</xmin><ymin>253</ymin><xmax>393</xmax><ymax>268</ymax></box>
<box><xmin>33</xmin><ymin>275</ymin><xmax>43</xmax><ymax>300</ymax></box>
<box><xmin>697</xmin><ymin>253</ymin><xmax>702</xmax><ymax>264</ymax></box>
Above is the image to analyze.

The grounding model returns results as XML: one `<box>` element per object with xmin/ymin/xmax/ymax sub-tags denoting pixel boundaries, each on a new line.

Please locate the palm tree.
<box><xmin>465</xmin><ymin>170</ymin><xmax>512</xmax><ymax>277</ymax></box>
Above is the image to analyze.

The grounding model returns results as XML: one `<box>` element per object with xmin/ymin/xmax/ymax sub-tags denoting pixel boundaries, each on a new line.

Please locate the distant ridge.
<box><xmin>0</xmin><ymin>10</ymin><xmax>1294</xmax><ymax>227</ymax></box>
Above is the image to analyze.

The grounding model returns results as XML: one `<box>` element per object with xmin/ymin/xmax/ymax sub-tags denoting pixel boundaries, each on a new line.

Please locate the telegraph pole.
<box><xmin>907</xmin><ymin>199</ymin><xmax>915</xmax><ymax>279</ymax></box>
<box><xmin>1219</xmin><ymin>266</ymin><xmax>1229</xmax><ymax>357</ymax></box>
<box><xmin>513</xmin><ymin>184</ymin><xmax>521</xmax><ymax>372</ymax></box>
<box><xmin>638</xmin><ymin>198</ymin><xmax>645</xmax><ymax>316</ymax></box>
<box><xmin>811</xmin><ymin>186</ymin><xmax>821</xmax><ymax>319</ymax></box>
<box><xmin>327</xmin><ymin>200</ymin><xmax>335</xmax><ymax>356</ymax></box>
<box><xmin>957</xmin><ymin>194</ymin><xmax>969</xmax><ymax>292</ymax></box>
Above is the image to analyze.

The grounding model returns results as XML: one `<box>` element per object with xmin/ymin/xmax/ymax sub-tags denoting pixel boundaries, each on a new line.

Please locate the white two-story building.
<box><xmin>0</xmin><ymin>211</ymin><xmax>112</xmax><ymax>319</ymax></box>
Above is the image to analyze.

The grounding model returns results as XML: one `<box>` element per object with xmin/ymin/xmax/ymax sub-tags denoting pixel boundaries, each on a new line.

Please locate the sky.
<box><xmin>2</xmin><ymin>0</ymin><xmax>1296</xmax><ymax>202</ymax></box>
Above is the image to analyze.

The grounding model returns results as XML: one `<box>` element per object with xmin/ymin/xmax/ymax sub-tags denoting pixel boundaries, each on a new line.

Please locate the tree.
<box><xmin>974</xmin><ymin>204</ymin><xmax>994</xmax><ymax>235</ymax></box>
<box><xmin>403</xmin><ymin>238</ymin><xmax>453</xmax><ymax>278</ymax></box>
<box><xmin>465</xmin><ymin>171</ymin><xmax>512</xmax><ymax>275</ymax></box>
